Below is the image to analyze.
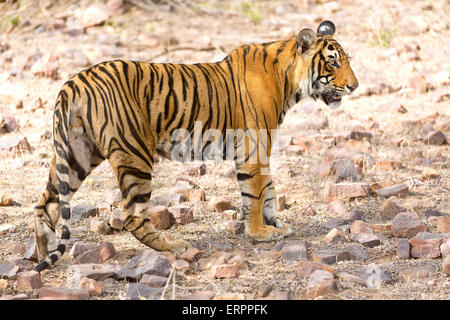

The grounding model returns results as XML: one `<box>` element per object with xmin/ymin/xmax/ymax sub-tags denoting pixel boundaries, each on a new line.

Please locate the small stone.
<box><xmin>410</xmin><ymin>232</ymin><xmax>443</xmax><ymax>259</ymax></box>
<box><xmin>350</xmin><ymin>233</ymin><xmax>381</xmax><ymax>247</ymax></box>
<box><xmin>423</xmin><ymin>130</ymin><xmax>446</xmax><ymax>145</ymax></box>
<box><xmin>72</xmin><ymin>204</ymin><xmax>98</xmax><ymax>222</ymax></box>
<box><xmin>109</xmin><ymin>210</ymin><xmax>123</xmax><ymax>230</ymax></box>
<box><xmin>89</xmin><ymin>217</ymin><xmax>111</xmax><ymax>235</ymax></box>
<box><xmin>16</xmin><ymin>271</ymin><xmax>42</xmax><ymax>290</ymax></box>
<box><xmin>68</xmin><ymin>264</ymin><xmax>119</xmax><ymax>282</ymax></box>
<box><xmin>312</xmin><ymin>249</ymin><xmax>354</xmax><ymax>265</ymax></box>
<box><xmin>314</xmin><ymin>162</ymin><xmax>332</xmax><ymax>177</ymax></box>
<box><xmin>0</xmin><ymin>115</ymin><xmax>17</xmax><ymax>133</ymax></box>
<box><xmin>398</xmin><ymin>264</ymin><xmax>437</xmax><ymax>283</ymax></box>
<box><xmin>208</xmin><ymin>196</ymin><xmax>231</xmax><ymax>212</ymax></box>
<box><xmin>0</xmin><ymin>223</ymin><xmax>16</xmax><ymax>234</ymax></box>
<box><xmin>443</xmin><ymin>256</ymin><xmax>450</xmax><ymax>275</ymax></box>
<box><xmin>375</xmin><ymin>184</ymin><xmax>409</xmax><ymax>198</ymax></box>
<box><xmin>370</xmin><ymin>223</ymin><xmax>391</xmax><ymax>232</ymax></box>
<box><xmin>295</xmin><ymin>117</ymin><xmax>328</xmax><ymax>130</ymax></box>
<box><xmin>376</xmin><ymin>160</ymin><xmax>402</xmax><ymax>171</ymax></box>
<box><xmin>69</xmin><ymin>242</ymin><xmax>96</xmax><ymax>259</ymax></box>
<box><xmin>173</xmin><ymin>259</ymin><xmax>190</xmax><ymax>272</ymax></box>
<box><xmin>326</xmin><ymin>200</ymin><xmax>348</xmax><ymax>217</ymax></box>
<box><xmin>39</xmin><ymin>287</ymin><xmax>90</xmax><ymax>300</ymax></box>
<box><xmin>229</xmin><ymin>220</ymin><xmax>245</xmax><ymax>235</ymax></box>
<box><xmin>331</xmin><ymin>158</ymin><xmax>359</xmax><ymax>182</ymax></box>
<box><xmin>350</xmin><ymin>220</ymin><xmax>373</xmax><ymax>235</ymax></box>
<box><xmin>179</xmin><ymin>247</ymin><xmax>201</xmax><ymax>262</ymax></box>
<box><xmin>0</xmin><ymin>136</ymin><xmax>33</xmax><ymax>156</ymax></box>
<box><xmin>81</xmin><ymin>2</ymin><xmax>111</xmax><ymax>28</ymax></box>
<box><xmin>391</xmin><ymin>212</ymin><xmax>427</xmax><ymax>238</ymax></box>
<box><xmin>168</xmin><ymin>193</ymin><xmax>187</xmax><ymax>205</ymax></box>
<box><xmin>184</xmin><ymin>189</ymin><xmax>206</xmax><ymax>202</ymax></box>
<box><xmin>381</xmin><ymin>197</ymin><xmax>406</xmax><ymax>219</ymax></box>
<box><xmin>324</xmin><ymin>182</ymin><xmax>370</xmax><ymax>202</ymax></box>
<box><xmin>421</xmin><ymin>167</ymin><xmax>440</xmax><ymax>180</ymax></box>
<box><xmin>306</xmin><ymin>270</ymin><xmax>335</xmax><ymax>300</ymax></box>
<box><xmin>116</xmin><ymin>250</ymin><xmax>172</xmax><ymax>281</ymax></box>
<box><xmin>276</xmin><ymin>195</ymin><xmax>287</xmax><ymax>211</ymax></box>
<box><xmin>337</xmin><ymin>272</ymin><xmax>366</xmax><ymax>286</ymax></box>
<box><xmin>23</xmin><ymin>236</ymin><xmax>38</xmax><ymax>261</ymax></box>
<box><xmin>0</xmin><ymin>262</ymin><xmax>19</xmax><ymax>278</ymax></box>
<box><xmin>211</xmin><ymin>264</ymin><xmax>240</xmax><ymax>278</ymax></box>
<box><xmin>397</xmin><ymin>239</ymin><xmax>411</xmax><ymax>259</ymax></box>
<box><xmin>257</xmin><ymin>284</ymin><xmax>273</xmax><ymax>298</ymax></box>
<box><xmin>324</xmin><ymin>228</ymin><xmax>346</xmax><ymax>244</ymax></box>
<box><xmin>281</xmin><ymin>240</ymin><xmax>309</xmax><ymax>265</ymax></box>
<box><xmin>126</xmin><ymin>283</ymin><xmax>160</xmax><ymax>300</ymax></box>
<box><xmin>357</xmin><ymin>267</ymin><xmax>392</xmax><ymax>286</ymax></box>
<box><xmin>421</xmin><ymin>209</ymin><xmax>443</xmax><ymax>218</ymax></box>
<box><xmin>299</xmin><ymin>205</ymin><xmax>316</xmax><ymax>216</ymax></box>
<box><xmin>441</xmin><ymin>236</ymin><xmax>450</xmax><ymax>257</ymax></box>
<box><xmin>79</xmin><ymin>277</ymin><xmax>102</xmax><ymax>296</ymax></box>
<box><xmin>323</xmin><ymin>218</ymin><xmax>349</xmax><ymax>230</ymax></box>
<box><xmin>349</xmin><ymin>130</ymin><xmax>373</xmax><ymax>141</ymax></box>
<box><xmin>344</xmin><ymin>244</ymin><xmax>369</xmax><ymax>261</ymax></box>
<box><xmin>187</xmin><ymin>290</ymin><xmax>215</xmax><ymax>300</ymax></box>
<box><xmin>296</xmin><ymin>260</ymin><xmax>335</xmax><ymax>278</ymax></box>
<box><xmin>221</xmin><ymin>210</ymin><xmax>237</xmax><ymax>220</ymax></box>
<box><xmin>267</xmin><ymin>290</ymin><xmax>290</xmax><ymax>300</ymax></box>
<box><xmin>139</xmin><ymin>274</ymin><xmax>168</xmax><ymax>288</ymax></box>
<box><xmin>0</xmin><ymin>193</ymin><xmax>13</xmax><ymax>206</ymax></box>
<box><xmin>0</xmin><ymin>279</ymin><xmax>7</xmax><ymax>289</ymax></box>
<box><xmin>168</xmin><ymin>206</ymin><xmax>194</xmax><ymax>225</ymax></box>
<box><xmin>347</xmin><ymin>210</ymin><xmax>364</xmax><ymax>222</ymax></box>
<box><xmin>148</xmin><ymin>206</ymin><xmax>172</xmax><ymax>230</ymax></box>
<box><xmin>73</xmin><ymin>242</ymin><xmax>116</xmax><ymax>264</ymax></box>
<box><xmin>437</xmin><ymin>216</ymin><xmax>450</xmax><ymax>233</ymax></box>
<box><xmin>188</xmin><ymin>163</ymin><xmax>207</xmax><ymax>176</ymax></box>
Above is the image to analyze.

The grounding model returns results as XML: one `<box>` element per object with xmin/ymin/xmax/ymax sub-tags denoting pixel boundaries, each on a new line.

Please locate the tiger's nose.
<box><xmin>346</xmin><ymin>82</ymin><xmax>358</xmax><ymax>92</ymax></box>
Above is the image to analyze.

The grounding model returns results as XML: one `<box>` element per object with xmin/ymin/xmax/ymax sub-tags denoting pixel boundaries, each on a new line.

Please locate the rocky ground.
<box><xmin>0</xmin><ymin>0</ymin><xmax>449</xmax><ymax>300</ymax></box>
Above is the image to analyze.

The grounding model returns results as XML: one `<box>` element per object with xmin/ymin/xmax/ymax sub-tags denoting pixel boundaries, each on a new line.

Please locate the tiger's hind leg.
<box><xmin>108</xmin><ymin>152</ymin><xmax>189</xmax><ymax>255</ymax></box>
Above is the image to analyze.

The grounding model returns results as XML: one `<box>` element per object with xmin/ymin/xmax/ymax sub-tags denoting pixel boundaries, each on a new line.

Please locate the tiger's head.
<box><xmin>296</xmin><ymin>20</ymin><xmax>358</xmax><ymax>108</ymax></box>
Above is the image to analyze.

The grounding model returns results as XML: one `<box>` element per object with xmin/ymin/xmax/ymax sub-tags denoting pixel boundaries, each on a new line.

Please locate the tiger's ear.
<box><xmin>317</xmin><ymin>20</ymin><xmax>335</xmax><ymax>36</ymax></box>
<box><xmin>296</xmin><ymin>28</ymin><xmax>317</xmax><ymax>55</ymax></box>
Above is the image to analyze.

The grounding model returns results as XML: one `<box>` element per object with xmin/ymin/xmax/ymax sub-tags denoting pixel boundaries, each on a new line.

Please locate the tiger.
<box><xmin>33</xmin><ymin>20</ymin><xmax>358</xmax><ymax>272</ymax></box>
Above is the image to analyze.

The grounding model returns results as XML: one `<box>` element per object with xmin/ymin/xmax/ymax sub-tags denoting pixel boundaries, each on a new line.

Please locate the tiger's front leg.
<box><xmin>236</xmin><ymin>163</ymin><xmax>291</xmax><ymax>241</ymax></box>
<box><xmin>262</xmin><ymin>175</ymin><xmax>291</xmax><ymax>235</ymax></box>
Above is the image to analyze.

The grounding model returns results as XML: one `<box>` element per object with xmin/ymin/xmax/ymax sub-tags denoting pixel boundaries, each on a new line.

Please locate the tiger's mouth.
<box><xmin>321</xmin><ymin>91</ymin><xmax>343</xmax><ymax>105</ymax></box>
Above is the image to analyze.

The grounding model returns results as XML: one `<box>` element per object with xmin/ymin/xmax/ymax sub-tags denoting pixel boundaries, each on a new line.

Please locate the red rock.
<box><xmin>16</xmin><ymin>271</ymin><xmax>42</xmax><ymax>290</ymax></box>
<box><xmin>276</xmin><ymin>195</ymin><xmax>287</xmax><ymax>211</ymax></box>
<box><xmin>68</xmin><ymin>263</ymin><xmax>119</xmax><ymax>282</ymax></box>
<box><xmin>331</xmin><ymin>158</ymin><xmax>360</xmax><ymax>182</ymax></box>
<box><xmin>187</xmin><ymin>290</ymin><xmax>215</xmax><ymax>300</ymax></box>
<box><xmin>324</xmin><ymin>182</ymin><xmax>370</xmax><ymax>202</ymax></box>
<box><xmin>69</xmin><ymin>242</ymin><xmax>96</xmax><ymax>259</ymax></box>
<box><xmin>441</xmin><ymin>236</ymin><xmax>450</xmax><ymax>257</ymax></box>
<box><xmin>437</xmin><ymin>216</ymin><xmax>450</xmax><ymax>232</ymax></box>
<box><xmin>322</xmin><ymin>146</ymin><xmax>374</xmax><ymax>169</ymax></box>
<box><xmin>423</xmin><ymin>130</ymin><xmax>446</xmax><ymax>145</ymax></box>
<box><xmin>39</xmin><ymin>287</ymin><xmax>90</xmax><ymax>300</ymax></box>
<box><xmin>370</xmin><ymin>223</ymin><xmax>391</xmax><ymax>232</ymax></box>
<box><xmin>148</xmin><ymin>206</ymin><xmax>172</xmax><ymax>230</ymax></box>
<box><xmin>421</xmin><ymin>167</ymin><xmax>440</xmax><ymax>180</ymax></box>
<box><xmin>109</xmin><ymin>210</ymin><xmax>123</xmax><ymax>230</ymax></box>
<box><xmin>221</xmin><ymin>210</ymin><xmax>237</xmax><ymax>220</ymax></box>
<box><xmin>0</xmin><ymin>193</ymin><xmax>13</xmax><ymax>206</ymax></box>
<box><xmin>410</xmin><ymin>232</ymin><xmax>442</xmax><ymax>258</ymax></box>
<box><xmin>89</xmin><ymin>217</ymin><xmax>111</xmax><ymax>235</ymax></box>
<box><xmin>281</xmin><ymin>240</ymin><xmax>309</xmax><ymax>265</ymax></box>
<box><xmin>346</xmin><ymin>139</ymin><xmax>371</xmax><ymax>153</ymax></box>
<box><xmin>0</xmin><ymin>136</ymin><xmax>33</xmax><ymax>156</ymax></box>
<box><xmin>296</xmin><ymin>260</ymin><xmax>335</xmax><ymax>278</ymax></box>
<box><xmin>168</xmin><ymin>206</ymin><xmax>194</xmax><ymax>225</ymax></box>
<box><xmin>188</xmin><ymin>163</ymin><xmax>206</xmax><ymax>176</ymax></box>
<box><xmin>397</xmin><ymin>239</ymin><xmax>410</xmax><ymax>259</ymax></box>
<box><xmin>350</xmin><ymin>233</ymin><xmax>381</xmax><ymax>247</ymax></box>
<box><xmin>391</xmin><ymin>212</ymin><xmax>426</xmax><ymax>238</ymax></box>
<box><xmin>398</xmin><ymin>264</ymin><xmax>437</xmax><ymax>283</ymax></box>
<box><xmin>208</xmin><ymin>196</ymin><xmax>231</xmax><ymax>212</ymax></box>
<box><xmin>324</xmin><ymin>228</ymin><xmax>346</xmax><ymax>244</ymax></box>
<box><xmin>79</xmin><ymin>277</ymin><xmax>102</xmax><ymax>296</ymax></box>
<box><xmin>0</xmin><ymin>115</ymin><xmax>16</xmax><ymax>133</ymax></box>
<box><xmin>350</xmin><ymin>220</ymin><xmax>373</xmax><ymax>235</ymax></box>
<box><xmin>211</xmin><ymin>264</ymin><xmax>239</xmax><ymax>278</ymax></box>
<box><xmin>103</xmin><ymin>188</ymin><xmax>122</xmax><ymax>207</ymax></box>
<box><xmin>173</xmin><ymin>259</ymin><xmax>190</xmax><ymax>272</ymax></box>
<box><xmin>314</xmin><ymin>162</ymin><xmax>332</xmax><ymax>177</ymax></box>
<box><xmin>443</xmin><ymin>256</ymin><xmax>450</xmax><ymax>275</ymax></box>
<box><xmin>30</xmin><ymin>53</ymin><xmax>58</xmax><ymax>79</ymax></box>
<box><xmin>184</xmin><ymin>189</ymin><xmax>206</xmax><ymax>202</ymax></box>
<box><xmin>409</xmin><ymin>74</ymin><xmax>428</xmax><ymax>93</ymax></box>
<box><xmin>380</xmin><ymin>197</ymin><xmax>406</xmax><ymax>219</ymax></box>
<box><xmin>326</xmin><ymin>200</ymin><xmax>348</xmax><ymax>217</ymax></box>
<box><xmin>229</xmin><ymin>220</ymin><xmax>245</xmax><ymax>235</ymax></box>
<box><xmin>179</xmin><ymin>247</ymin><xmax>201</xmax><ymax>262</ymax></box>
<box><xmin>376</xmin><ymin>160</ymin><xmax>401</xmax><ymax>171</ymax></box>
<box><xmin>375</xmin><ymin>184</ymin><xmax>409</xmax><ymax>198</ymax></box>
<box><xmin>73</xmin><ymin>242</ymin><xmax>116</xmax><ymax>264</ymax></box>
<box><xmin>298</xmin><ymin>205</ymin><xmax>316</xmax><ymax>216</ymax></box>
<box><xmin>0</xmin><ymin>279</ymin><xmax>7</xmax><ymax>289</ymax></box>
<box><xmin>312</xmin><ymin>249</ymin><xmax>354</xmax><ymax>265</ymax></box>
<box><xmin>139</xmin><ymin>274</ymin><xmax>168</xmax><ymax>287</ymax></box>
<box><xmin>306</xmin><ymin>270</ymin><xmax>335</xmax><ymax>299</ymax></box>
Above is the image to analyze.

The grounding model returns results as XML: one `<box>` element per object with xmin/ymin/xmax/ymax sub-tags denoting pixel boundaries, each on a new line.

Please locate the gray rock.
<box><xmin>126</xmin><ymin>283</ymin><xmax>161</xmax><ymax>300</ymax></box>
<box><xmin>281</xmin><ymin>240</ymin><xmax>309</xmax><ymax>266</ymax></box>
<box><xmin>116</xmin><ymin>249</ymin><xmax>171</xmax><ymax>281</ymax></box>
<box><xmin>72</xmin><ymin>204</ymin><xmax>98</xmax><ymax>222</ymax></box>
<box><xmin>357</xmin><ymin>267</ymin><xmax>392</xmax><ymax>285</ymax></box>
<box><xmin>323</xmin><ymin>218</ymin><xmax>350</xmax><ymax>230</ymax></box>
<box><xmin>0</xmin><ymin>262</ymin><xmax>19</xmax><ymax>278</ymax></box>
<box><xmin>139</xmin><ymin>274</ymin><xmax>168</xmax><ymax>288</ymax></box>
<box><xmin>344</xmin><ymin>244</ymin><xmax>369</xmax><ymax>261</ymax></box>
<box><xmin>23</xmin><ymin>236</ymin><xmax>38</xmax><ymax>261</ymax></box>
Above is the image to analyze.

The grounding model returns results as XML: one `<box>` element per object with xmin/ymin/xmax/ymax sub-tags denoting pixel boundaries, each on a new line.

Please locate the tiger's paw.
<box><xmin>165</xmin><ymin>239</ymin><xmax>190</xmax><ymax>255</ymax></box>
<box><xmin>246</xmin><ymin>223</ymin><xmax>290</xmax><ymax>242</ymax></box>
